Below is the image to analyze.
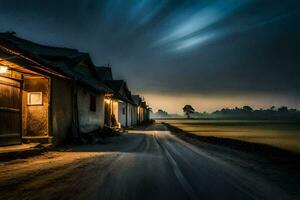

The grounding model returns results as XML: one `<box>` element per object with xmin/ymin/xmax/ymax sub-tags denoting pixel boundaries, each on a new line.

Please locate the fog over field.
<box><xmin>158</xmin><ymin>119</ymin><xmax>300</xmax><ymax>154</ymax></box>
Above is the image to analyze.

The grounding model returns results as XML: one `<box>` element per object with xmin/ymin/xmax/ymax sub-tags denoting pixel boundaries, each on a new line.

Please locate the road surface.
<box><xmin>0</xmin><ymin>124</ymin><xmax>292</xmax><ymax>200</ymax></box>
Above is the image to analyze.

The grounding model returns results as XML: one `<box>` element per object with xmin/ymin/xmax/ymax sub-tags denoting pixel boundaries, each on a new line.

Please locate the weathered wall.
<box><xmin>129</xmin><ymin>104</ymin><xmax>132</xmax><ymax>127</ymax></box>
<box><xmin>145</xmin><ymin>109</ymin><xmax>150</xmax><ymax>121</ymax></box>
<box><xmin>131</xmin><ymin>105</ymin><xmax>138</xmax><ymax>126</ymax></box>
<box><xmin>23</xmin><ymin>77</ymin><xmax>49</xmax><ymax>136</ymax></box>
<box><xmin>126</xmin><ymin>103</ymin><xmax>132</xmax><ymax>127</ymax></box>
<box><xmin>51</xmin><ymin>77</ymin><xmax>73</xmax><ymax>145</ymax></box>
<box><xmin>138</xmin><ymin>107</ymin><xmax>144</xmax><ymax>124</ymax></box>
<box><xmin>77</xmin><ymin>86</ymin><xmax>105</xmax><ymax>133</ymax></box>
<box><xmin>118</xmin><ymin>101</ymin><xmax>127</xmax><ymax>127</ymax></box>
<box><xmin>111</xmin><ymin>99</ymin><xmax>119</xmax><ymax>127</ymax></box>
<box><xmin>98</xmin><ymin>93</ymin><xmax>105</xmax><ymax>127</ymax></box>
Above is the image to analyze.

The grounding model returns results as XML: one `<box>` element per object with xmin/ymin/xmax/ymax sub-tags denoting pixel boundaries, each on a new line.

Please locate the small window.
<box><xmin>90</xmin><ymin>95</ymin><xmax>96</xmax><ymax>112</ymax></box>
<box><xmin>27</xmin><ymin>92</ymin><xmax>43</xmax><ymax>105</ymax></box>
<box><xmin>122</xmin><ymin>107</ymin><xmax>126</xmax><ymax>115</ymax></box>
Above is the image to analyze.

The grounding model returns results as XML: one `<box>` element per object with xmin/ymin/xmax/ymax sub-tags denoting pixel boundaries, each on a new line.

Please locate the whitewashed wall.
<box><xmin>77</xmin><ymin>86</ymin><xmax>105</xmax><ymax>133</ymax></box>
<box><xmin>118</xmin><ymin>101</ymin><xmax>127</xmax><ymax>127</ymax></box>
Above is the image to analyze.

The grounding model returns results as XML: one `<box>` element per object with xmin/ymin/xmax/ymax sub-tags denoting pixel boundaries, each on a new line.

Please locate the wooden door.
<box><xmin>0</xmin><ymin>76</ymin><xmax>22</xmax><ymax>145</ymax></box>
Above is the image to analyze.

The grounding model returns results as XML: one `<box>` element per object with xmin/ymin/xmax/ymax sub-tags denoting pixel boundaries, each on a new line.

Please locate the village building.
<box><xmin>95</xmin><ymin>66</ymin><xmax>119</xmax><ymax>128</ymax></box>
<box><xmin>0</xmin><ymin>33</ymin><xmax>151</xmax><ymax>147</ymax></box>
<box><xmin>0</xmin><ymin>32</ymin><xmax>112</xmax><ymax>146</ymax></box>
<box><xmin>95</xmin><ymin>66</ymin><xmax>142</xmax><ymax>128</ymax></box>
<box><xmin>104</xmin><ymin>80</ymin><xmax>135</xmax><ymax>128</ymax></box>
<box><xmin>132</xmin><ymin>95</ymin><xmax>151</xmax><ymax>125</ymax></box>
<box><xmin>94</xmin><ymin>66</ymin><xmax>151</xmax><ymax>128</ymax></box>
<box><xmin>132</xmin><ymin>95</ymin><xmax>142</xmax><ymax>125</ymax></box>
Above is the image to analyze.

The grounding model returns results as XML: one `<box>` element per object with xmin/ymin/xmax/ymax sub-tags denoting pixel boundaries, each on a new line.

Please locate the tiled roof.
<box><xmin>0</xmin><ymin>32</ymin><xmax>112</xmax><ymax>93</ymax></box>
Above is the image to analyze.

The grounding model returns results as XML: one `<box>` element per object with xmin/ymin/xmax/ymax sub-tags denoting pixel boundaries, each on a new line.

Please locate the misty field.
<box><xmin>157</xmin><ymin>119</ymin><xmax>300</xmax><ymax>154</ymax></box>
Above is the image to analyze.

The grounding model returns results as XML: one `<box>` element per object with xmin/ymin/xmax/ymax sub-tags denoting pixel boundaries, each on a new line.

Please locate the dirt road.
<box><xmin>0</xmin><ymin>124</ymin><xmax>296</xmax><ymax>200</ymax></box>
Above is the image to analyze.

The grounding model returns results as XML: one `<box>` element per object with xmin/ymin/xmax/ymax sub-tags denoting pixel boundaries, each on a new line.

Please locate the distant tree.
<box><xmin>176</xmin><ymin>104</ymin><xmax>300</xmax><ymax>120</ymax></box>
<box><xmin>278</xmin><ymin>106</ymin><xmax>288</xmax><ymax>112</ymax></box>
<box><xmin>157</xmin><ymin>109</ymin><xmax>168</xmax><ymax>116</ymax></box>
<box><xmin>242</xmin><ymin>106</ymin><xmax>253</xmax><ymax>112</ymax></box>
<box><xmin>183</xmin><ymin>105</ymin><xmax>195</xmax><ymax>118</ymax></box>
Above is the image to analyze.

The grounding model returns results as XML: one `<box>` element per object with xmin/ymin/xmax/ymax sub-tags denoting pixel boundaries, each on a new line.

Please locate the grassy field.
<box><xmin>157</xmin><ymin>119</ymin><xmax>300</xmax><ymax>154</ymax></box>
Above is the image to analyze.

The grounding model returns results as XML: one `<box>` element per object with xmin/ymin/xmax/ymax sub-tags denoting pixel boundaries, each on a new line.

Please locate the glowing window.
<box><xmin>27</xmin><ymin>92</ymin><xmax>43</xmax><ymax>105</ymax></box>
<box><xmin>0</xmin><ymin>66</ymin><xmax>8</xmax><ymax>73</ymax></box>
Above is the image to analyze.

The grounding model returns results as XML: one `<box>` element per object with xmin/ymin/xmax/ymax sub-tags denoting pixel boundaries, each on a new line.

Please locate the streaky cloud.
<box><xmin>173</xmin><ymin>33</ymin><xmax>216</xmax><ymax>51</ymax></box>
<box><xmin>156</xmin><ymin>0</ymin><xmax>252</xmax><ymax>46</ymax></box>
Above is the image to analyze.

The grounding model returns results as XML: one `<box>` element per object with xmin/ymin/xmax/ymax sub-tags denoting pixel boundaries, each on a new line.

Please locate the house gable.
<box><xmin>95</xmin><ymin>66</ymin><xmax>113</xmax><ymax>82</ymax></box>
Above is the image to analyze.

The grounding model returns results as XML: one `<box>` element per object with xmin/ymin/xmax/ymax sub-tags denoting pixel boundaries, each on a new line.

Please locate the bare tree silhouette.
<box><xmin>183</xmin><ymin>105</ymin><xmax>195</xmax><ymax>118</ymax></box>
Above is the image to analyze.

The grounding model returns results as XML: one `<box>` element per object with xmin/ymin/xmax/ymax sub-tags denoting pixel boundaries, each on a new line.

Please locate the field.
<box><xmin>157</xmin><ymin>119</ymin><xmax>300</xmax><ymax>154</ymax></box>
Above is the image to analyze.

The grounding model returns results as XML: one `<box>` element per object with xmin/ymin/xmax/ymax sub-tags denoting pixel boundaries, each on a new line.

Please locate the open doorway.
<box><xmin>104</xmin><ymin>97</ymin><xmax>120</xmax><ymax>128</ymax></box>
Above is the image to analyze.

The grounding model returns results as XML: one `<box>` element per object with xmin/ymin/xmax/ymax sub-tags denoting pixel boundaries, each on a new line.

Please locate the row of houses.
<box><xmin>0</xmin><ymin>32</ymin><xmax>151</xmax><ymax>146</ymax></box>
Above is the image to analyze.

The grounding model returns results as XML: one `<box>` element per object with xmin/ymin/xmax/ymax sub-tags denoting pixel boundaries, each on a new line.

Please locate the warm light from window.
<box><xmin>0</xmin><ymin>66</ymin><xmax>8</xmax><ymax>73</ymax></box>
<box><xmin>27</xmin><ymin>92</ymin><xmax>43</xmax><ymax>105</ymax></box>
<box><xmin>104</xmin><ymin>98</ymin><xmax>111</xmax><ymax>104</ymax></box>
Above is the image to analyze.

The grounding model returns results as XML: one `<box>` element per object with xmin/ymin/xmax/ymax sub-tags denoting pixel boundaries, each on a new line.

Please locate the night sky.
<box><xmin>0</xmin><ymin>0</ymin><xmax>299</xmax><ymax>113</ymax></box>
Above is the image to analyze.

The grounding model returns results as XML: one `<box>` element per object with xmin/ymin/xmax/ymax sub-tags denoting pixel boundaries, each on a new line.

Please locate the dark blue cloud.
<box><xmin>0</xmin><ymin>0</ymin><xmax>299</xmax><ymax>98</ymax></box>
